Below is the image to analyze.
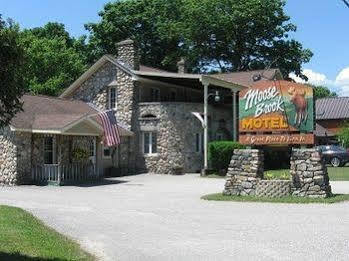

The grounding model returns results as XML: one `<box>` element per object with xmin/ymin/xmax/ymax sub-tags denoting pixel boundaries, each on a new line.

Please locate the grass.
<box><xmin>204</xmin><ymin>166</ymin><xmax>349</xmax><ymax>181</ymax></box>
<box><xmin>0</xmin><ymin>205</ymin><xmax>94</xmax><ymax>261</ymax></box>
<box><xmin>202</xmin><ymin>193</ymin><xmax>349</xmax><ymax>204</ymax></box>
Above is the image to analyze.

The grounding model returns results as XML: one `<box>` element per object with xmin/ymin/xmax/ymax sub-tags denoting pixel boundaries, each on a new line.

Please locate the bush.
<box><xmin>208</xmin><ymin>141</ymin><xmax>245</xmax><ymax>173</ymax></box>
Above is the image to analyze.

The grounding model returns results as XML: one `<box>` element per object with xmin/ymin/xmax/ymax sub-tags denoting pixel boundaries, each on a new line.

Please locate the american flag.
<box><xmin>98</xmin><ymin>110</ymin><xmax>121</xmax><ymax>146</ymax></box>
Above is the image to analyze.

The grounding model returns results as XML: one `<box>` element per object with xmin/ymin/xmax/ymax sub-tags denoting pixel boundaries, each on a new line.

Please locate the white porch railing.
<box><xmin>32</xmin><ymin>163</ymin><xmax>98</xmax><ymax>185</ymax></box>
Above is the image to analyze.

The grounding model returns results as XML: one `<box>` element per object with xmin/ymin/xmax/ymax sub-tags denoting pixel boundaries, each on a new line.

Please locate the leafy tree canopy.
<box><xmin>86</xmin><ymin>0</ymin><xmax>312</xmax><ymax>78</ymax></box>
<box><xmin>0</xmin><ymin>15</ymin><xmax>25</xmax><ymax>127</ymax></box>
<box><xmin>19</xmin><ymin>22</ymin><xmax>88</xmax><ymax>96</ymax></box>
<box><xmin>338</xmin><ymin>122</ymin><xmax>349</xmax><ymax>148</ymax></box>
<box><xmin>306</xmin><ymin>84</ymin><xmax>337</xmax><ymax>99</ymax></box>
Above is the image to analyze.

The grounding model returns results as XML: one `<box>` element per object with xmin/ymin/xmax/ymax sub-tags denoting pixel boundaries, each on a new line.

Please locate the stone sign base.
<box><xmin>224</xmin><ymin>148</ymin><xmax>332</xmax><ymax>198</ymax></box>
<box><xmin>224</xmin><ymin>149</ymin><xmax>264</xmax><ymax>196</ymax></box>
<box><xmin>290</xmin><ymin>148</ymin><xmax>332</xmax><ymax>198</ymax></box>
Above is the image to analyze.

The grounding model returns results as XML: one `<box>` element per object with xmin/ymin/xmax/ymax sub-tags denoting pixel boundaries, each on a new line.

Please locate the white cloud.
<box><xmin>289</xmin><ymin>69</ymin><xmax>330</xmax><ymax>85</ymax></box>
<box><xmin>289</xmin><ymin>67</ymin><xmax>349</xmax><ymax>97</ymax></box>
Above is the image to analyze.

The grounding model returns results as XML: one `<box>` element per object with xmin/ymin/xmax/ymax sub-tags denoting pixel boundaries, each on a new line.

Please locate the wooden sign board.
<box><xmin>239</xmin><ymin>134</ymin><xmax>314</xmax><ymax>146</ymax></box>
<box><xmin>238</xmin><ymin>80</ymin><xmax>314</xmax><ymax>145</ymax></box>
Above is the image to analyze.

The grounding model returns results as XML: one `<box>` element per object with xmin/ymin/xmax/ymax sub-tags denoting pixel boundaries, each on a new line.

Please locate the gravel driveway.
<box><xmin>1</xmin><ymin>174</ymin><xmax>349</xmax><ymax>261</ymax></box>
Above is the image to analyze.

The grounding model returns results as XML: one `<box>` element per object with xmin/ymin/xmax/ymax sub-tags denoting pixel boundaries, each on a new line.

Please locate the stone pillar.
<box><xmin>290</xmin><ymin>148</ymin><xmax>332</xmax><ymax>198</ymax></box>
<box><xmin>116</xmin><ymin>39</ymin><xmax>140</xmax><ymax>70</ymax></box>
<box><xmin>224</xmin><ymin>149</ymin><xmax>264</xmax><ymax>196</ymax></box>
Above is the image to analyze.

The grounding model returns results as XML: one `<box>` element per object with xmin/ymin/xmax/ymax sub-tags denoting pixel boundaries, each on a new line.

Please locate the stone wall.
<box><xmin>73</xmin><ymin>61</ymin><xmax>116</xmax><ymax>112</ymax></box>
<box><xmin>256</xmin><ymin>180</ymin><xmax>292</xmax><ymax>198</ymax></box>
<box><xmin>224</xmin><ymin>148</ymin><xmax>332</xmax><ymax>198</ymax></box>
<box><xmin>137</xmin><ymin>102</ymin><xmax>233</xmax><ymax>174</ymax></box>
<box><xmin>0</xmin><ymin>128</ymin><xmax>32</xmax><ymax>185</ymax></box>
<box><xmin>116</xmin><ymin>39</ymin><xmax>140</xmax><ymax>70</ymax></box>
<box><xmin>71</xmin><ymin>60</ymin><xmax>137</xmax><ymax>174</ymax></box>
<box><xmin>290</xmin><ymin>148</ymin><xmax>332</xmax><ymax>198</ymax></box>
<box><xmin>224</xmin><ymin>149</ymin><xmax>264</xmax><ymax>196</ymax></box>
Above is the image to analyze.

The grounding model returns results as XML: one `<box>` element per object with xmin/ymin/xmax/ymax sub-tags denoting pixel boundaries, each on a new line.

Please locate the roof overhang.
<box><xmin>134</xmin><ymin>72</ymin><xmax>246</xmax><ymax>92</ymax></box>
<box><xmin>61</xmin><ymin>54</ymin><xmax>247</xmax><ymax>99</ymax></box>
<box><xmin>60</xmin><ymin>55</ymin><xmax>134</xmax><ymax>98</ymax></box>
<box><xmin>10</xmin><ymin>115</ymin><xmax>134</xmax><ymax>137</ymax></box>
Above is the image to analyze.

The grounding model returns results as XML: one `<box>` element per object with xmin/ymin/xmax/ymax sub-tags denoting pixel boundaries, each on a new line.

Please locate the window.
<box><xmin>216</xmin><ymin>133</ymin><xmax>224</xmax><ymax>141</ymax></box>
<box><xmin>143</xmin><ymin>132</ymin><xmax>157</xmax><ymax>155</ymax></box>
<box><xmin>170</xmin><ymin>90</ymin><xmax>177</xmax><ymax>101</ymax></box>
<box><xmin>150</xmin><ymin>88</ymin><xmax>160</xmax><ymax>102</ymax></box>
<box><xmin>109</xmin><ymin>87</ymin><xmax>117</xmax><ymax>109</ymax></box>
<box><xmin>89</xmin><ymin>139</ymin><xmax>96</xmax><ymax>157</ymax></box>
<box><xmin>103</xmin><ymin>145</ymin><xmax>111</xmax><ymax>158</ymax></box>
<box><xmin>44</xmin><ymin>137</ymin><xmax>55</xmax><ymax>164</ymax></box>
<box><xmin>195</xmin><ymin>133</ymin><xmax>204</xmax><ymax>153</ymax></box>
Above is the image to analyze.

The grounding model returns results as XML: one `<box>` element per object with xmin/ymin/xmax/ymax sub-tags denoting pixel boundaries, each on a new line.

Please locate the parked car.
<box><xmin>316</xmin><ymin>145</ymin><xmax>349</xmax><ymax>167</ymax></box>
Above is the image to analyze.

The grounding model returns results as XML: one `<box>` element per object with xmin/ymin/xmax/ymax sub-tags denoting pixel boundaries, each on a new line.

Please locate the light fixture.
<box><xmin>214</xmin><ymin>91</ymin><xmax>220</xmax><ymax>102</ymax></box>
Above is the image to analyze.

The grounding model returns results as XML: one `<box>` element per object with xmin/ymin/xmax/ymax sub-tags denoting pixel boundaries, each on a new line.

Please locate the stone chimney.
<box><xmin>116</xmin><ymin>39</ymin><xmax>140</xmax><ymax>70</ymax></box>
<box><xmin>177</xmin><ymin>58</ymin><xmax>187</xmax><ymax>74</ymax></box>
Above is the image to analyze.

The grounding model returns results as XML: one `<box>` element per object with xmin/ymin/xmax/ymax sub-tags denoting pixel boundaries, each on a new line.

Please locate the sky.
<box><xmin>2</xmin><ymin>0</ymin><xmax>349</xmax><ymax>95</ymax></box>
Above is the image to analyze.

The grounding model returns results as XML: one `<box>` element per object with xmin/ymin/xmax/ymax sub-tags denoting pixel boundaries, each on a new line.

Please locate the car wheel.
<box><xmin>331</xmin><ymin>157</ymin><xmax>341</xmax><ymax>167</ymax></box>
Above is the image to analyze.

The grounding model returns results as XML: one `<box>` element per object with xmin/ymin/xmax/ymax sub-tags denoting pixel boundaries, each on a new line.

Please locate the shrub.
<box><xmin>338</xmin><ymin>121</ymin><xmax>349</xmax><ymax>148</ymax></box>
<box><xmin>208</xmin><ymin>141</ymin><xmax>245</xmax><ymax>173</ymax></box>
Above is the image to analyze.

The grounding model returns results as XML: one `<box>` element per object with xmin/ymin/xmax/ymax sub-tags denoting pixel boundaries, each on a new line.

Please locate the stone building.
<box><xmin>0</xmin><ymin>39</ymin><xmax>282</xmax><ymax>184</ymax></box>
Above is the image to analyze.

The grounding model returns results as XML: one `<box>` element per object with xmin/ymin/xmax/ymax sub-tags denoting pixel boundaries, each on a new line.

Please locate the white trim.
<box><xmin>61</xmin><ymin>115</ymin><xmax>89</xmax><ymax>132</ymax></box>
<box><xmin>200</xmin><ymin>75</ymin><xmax>245</xmax><ymax>91</ymax></box>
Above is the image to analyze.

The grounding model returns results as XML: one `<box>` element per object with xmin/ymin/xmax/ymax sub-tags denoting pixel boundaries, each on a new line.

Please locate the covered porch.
<box><xmin>31</xmin><ymin>134</ymin><xmax>100</xmax><ymax>185</ymax></box>
<box><xmin>29</xmin><ymin>114</ymin><xmax>104</xmax><ymax>185</ymax></box>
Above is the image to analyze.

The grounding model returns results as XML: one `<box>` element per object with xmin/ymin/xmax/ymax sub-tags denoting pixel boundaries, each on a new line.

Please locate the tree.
<box><xmin>86</xmin><ymin>0</ymin><xmax>312</xmax><ymax>78</ymax></box>
<box><xmin>338</xmin><ymin>122</ymin><xmax>349</xmax><ymax>148</ymax></box>
<box><xmin>86</xmin><ymin>0</ymin><xmax>183</xmax><ymax>71</ymax></box>
<box><xmin>19</xmin><ymin>23</ymin><xmax>88</xmax><ymax>96</ymax></box>
<box><xmin>307</xmin><ymin>84</ymin><xmax>337</xmax><ymax>99</ymax></box>
<box><xmin>0</xmin><ymin>15</ymin><xmax>25</xmax><ymax>127</ymax></box>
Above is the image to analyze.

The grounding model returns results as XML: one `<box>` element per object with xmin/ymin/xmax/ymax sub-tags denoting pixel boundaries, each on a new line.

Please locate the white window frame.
<box><xmin>43</xmin><ymin>136</ymin><xmax>56</xmax><ymax>165</ymax></box>
<box><xmin>142</xmin><ymin>132</ymin><xmax>157</xmax><ymax>155</ymax></box>
<box><xmin>103</xmin><ymin>145</ymin><xmax>112</xmax><ymax>159</ymax></box>
<box><xmin>109</xmin><ymin>87</ymin><xmax>117</xmax><ymax>110</ymax></box>
<box><xmin>150</xmin><ymin>88</ymin><xmax>160</xmax><ymax>102</ymax></box>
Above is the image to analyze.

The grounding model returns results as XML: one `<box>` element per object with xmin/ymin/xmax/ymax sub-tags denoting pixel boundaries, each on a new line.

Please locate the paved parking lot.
<box><xmin>1</xmin><ymin>174</ymin><xmax>349</xmax><ymax>261</ymax></box>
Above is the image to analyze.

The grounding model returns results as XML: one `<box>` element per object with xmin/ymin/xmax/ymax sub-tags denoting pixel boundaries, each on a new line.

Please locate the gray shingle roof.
<box><xmin>210</xmin><ymin>69</ymin><xmax>281</xmax><ymax>87</ymax></box>
<box><xmin>314</xmin><ymin>123</ymin><xmax>335</xmax><ymax>137</ymax></box>
<box><xmin>10</xmin><ymin>95</ymin><xmax>98</xmax><ymax>130</ymax></box>
<box><xmin>316</xmin><ymin>97</ymin><xmax>349</xmax><ymax>120</ymax></box>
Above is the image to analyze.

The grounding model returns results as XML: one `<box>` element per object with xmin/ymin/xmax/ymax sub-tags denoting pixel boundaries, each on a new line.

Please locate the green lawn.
<box><xmin>0</xmin><ymin>205</ymin><xmax>94</xmax><ymax>260</ymax></box>
<box><xmin>265</xmin><ymin>167</ymin><xmax>349</xmax><ymax>181</ymax></box>
<box><xmin>202</xmin><ymin>193</ymin><xmax>349</xmax><ymax>204</ymax></box>
<box><xmin>204</xmin><ymin>166</ymin><xmax>349</xmax><ymax>181</ymax></box>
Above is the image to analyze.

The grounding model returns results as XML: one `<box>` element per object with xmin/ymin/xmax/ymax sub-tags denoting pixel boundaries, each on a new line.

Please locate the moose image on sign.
<box><xmin>239</xmin><ymin>80</ymin><xmax>314</xmax><ymax>145</ymax></box>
